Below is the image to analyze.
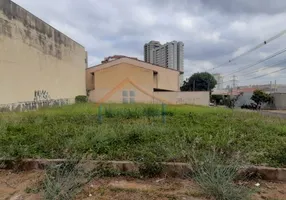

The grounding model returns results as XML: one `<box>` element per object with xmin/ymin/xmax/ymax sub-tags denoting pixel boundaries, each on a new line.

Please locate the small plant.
<box><xmin>137</xmin><ymin>153</ymin><xmax>163</xmax><ymax>178</ymax></box>
<box><xmin>25</xmin><ymin>183</ymin><xmax>43</xmax><ymax>194</ymax></box>
<box><xmin>43</xmin><ymin>159</ymin><xmax>97</xmax><ymax>200</ymax></box>
<box><xmin>190</xmin><ymin>151</ymin><xmax>252</xmax><ymax>200</ymax></box>
<box><xmin>75</xmin><ymin>95</ymin><xmax>88</xmax><ymax>103</ymax></box>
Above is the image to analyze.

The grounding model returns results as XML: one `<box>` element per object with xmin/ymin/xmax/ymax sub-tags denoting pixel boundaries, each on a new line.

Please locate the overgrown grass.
<box><xmin>0</xmin><ymin>103</ymin><xmax>285</xmax><ymax>167</ymax></box>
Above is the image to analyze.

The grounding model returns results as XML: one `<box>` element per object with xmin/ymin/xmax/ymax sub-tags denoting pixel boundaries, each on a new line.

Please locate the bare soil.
<box><xmin>0</xmin><ymin>170</ymin><xmax>285</xmax><ymax>200</ymax></box>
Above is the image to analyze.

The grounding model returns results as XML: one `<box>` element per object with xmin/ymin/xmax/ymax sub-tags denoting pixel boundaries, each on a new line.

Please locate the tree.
<box><xmin>181</xmin><ymin>72</ymin><xmax>217</xmax><ymax>91</ymax></box>
<box><xmin>251</xmin><ymin>90</ymin><xmax>273</xmax><ymax>105</ymax></box>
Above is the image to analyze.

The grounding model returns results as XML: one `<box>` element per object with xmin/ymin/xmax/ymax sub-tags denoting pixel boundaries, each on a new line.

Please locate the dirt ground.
<box><xmin>0</xmin><ymin>170</ymin><xmax>285</xmax><ymax>200</ymax></box>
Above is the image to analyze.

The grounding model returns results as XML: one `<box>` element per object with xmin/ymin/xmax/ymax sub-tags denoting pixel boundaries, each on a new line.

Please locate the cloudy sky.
<box><xmin>13</xmin><ymin>0</ymin><xmax>286</xmax><ymax>87</ymax></box>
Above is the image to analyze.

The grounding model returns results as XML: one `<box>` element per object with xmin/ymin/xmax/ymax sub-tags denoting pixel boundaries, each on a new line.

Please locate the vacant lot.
<box><xmin>0</xmin><ymin>104</ymin><xmax>285</xmax><ymax>167</ymax></box>
<box><xmin>1</xmin><ymin>170</ymin><xmax>285</xmax><ymax>200</ymax></box>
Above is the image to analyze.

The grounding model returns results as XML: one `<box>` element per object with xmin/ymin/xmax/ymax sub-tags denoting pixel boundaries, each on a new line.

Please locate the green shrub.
<box><xmin>75</xmin><ymin>95</ymin><xmax>88</xmax><ymax>103</ymax></box>
<box><xmin>137</xmin><ymin>154</ymin><xmax>163</xmax><ymax>178</ymax></box>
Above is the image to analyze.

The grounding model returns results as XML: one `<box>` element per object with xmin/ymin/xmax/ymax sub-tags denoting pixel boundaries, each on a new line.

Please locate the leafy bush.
<box><xmin>75</xmin><ymin>95</ymin><xmax>88</xmax><ymax>103</ymax></box>
<box><xmin>251</xmin><ymin>89</ymin><xmax>273</xmax><ymax>105</ymax></box>
<box><xmin>137</xmin><ymin>153</ymin><xmax>163</xmax><ymax>178</ymax></box>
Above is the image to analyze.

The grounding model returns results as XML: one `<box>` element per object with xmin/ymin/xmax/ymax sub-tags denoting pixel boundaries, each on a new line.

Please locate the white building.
<box><xmin>144</xmin><ymin>40</ymin><xmax>184</xmax><ymax>73</ymax></box>
<box><xmin>144</xmin><ymin>41</ymin><xmax>161</xmax><ymax>63</ymax></box>
<box><xmin>213</xmin><ymin>73</ymin><xmax>224</xmax><ymax>90</ymax></box>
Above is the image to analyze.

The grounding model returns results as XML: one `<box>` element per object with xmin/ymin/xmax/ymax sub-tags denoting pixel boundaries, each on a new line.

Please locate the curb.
<box><xmin>1</xmin><ymin>159</ymin><xmax>286</xmax><ymax>181</ymax></box>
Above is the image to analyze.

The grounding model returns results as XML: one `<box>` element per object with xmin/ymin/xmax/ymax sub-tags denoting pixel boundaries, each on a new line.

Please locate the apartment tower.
<box><xmin>144</xmin><ymin>41</ymin><xmax>184</xmax><ymax>73</ymax></box>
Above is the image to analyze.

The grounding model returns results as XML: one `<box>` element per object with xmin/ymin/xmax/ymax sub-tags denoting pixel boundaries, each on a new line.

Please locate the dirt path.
<box><xmin>0</xmin><ymin>170</ymin><xmax>43</xmax><ymax>200</ymax></box>
<box><xmin>0</xmin><ymin>170</ymin><xmax>285</xmax><ymax>200</ymax></box>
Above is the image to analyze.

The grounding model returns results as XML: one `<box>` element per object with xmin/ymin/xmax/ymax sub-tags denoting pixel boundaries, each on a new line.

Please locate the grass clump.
<box><xmin>191</xmin><ymin>151</ymin><xmax>252</xmax><ymax>200</ymax></box>
<box><xmin>43</xmin><ymin>158</ymin><xmax>97</xmax><ymax>200</ymax></box>
<box><xmin>136</xmin><ymin>152</ymin><xmax>163</xmax><ymax>178</ymax></box>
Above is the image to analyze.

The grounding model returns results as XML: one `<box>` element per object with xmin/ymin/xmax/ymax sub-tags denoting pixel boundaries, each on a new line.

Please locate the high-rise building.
<box><xmin>144</xmin><ymin>41</ymin><xmax>184</xmax><ymax>73</ymax></box>
<box><xmin>144</xmin><ymin>41</ymin><xmax>161</xmax><ymax>63</ymax></box>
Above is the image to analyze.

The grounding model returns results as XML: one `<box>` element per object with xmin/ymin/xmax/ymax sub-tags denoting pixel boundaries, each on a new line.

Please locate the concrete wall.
<box><xmin>0</xmin><ymin>98</ymin><xmax>74</xmax><ymax>112</ymax></box>
<box><xmin>154</xmin><ymin>91</ymin><xmax>209</xmax><ymax>105</ymax></box>
<box><xmin>272</xmin><ymin>93</ymin><xmax>286</xmax><ymax>110</ymax></box>
<box><xmin>89</xmin><ymin>80</ymin><xmax>209</xmax><ymax>105</ymax></box>
<box><xmin>0</xmin><ymin>0</ymin><xmax>87</xmax><ymax>105</ymax></box>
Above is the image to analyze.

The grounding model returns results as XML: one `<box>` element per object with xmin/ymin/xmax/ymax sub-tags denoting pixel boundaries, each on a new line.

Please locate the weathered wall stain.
<box><xmin>0</xmin><ymin>99</ymin><xmax>71</xmax><ymax>112</ymax></box>
<box><xmin>0</xmin><ymin>0</ymin><xmax>83</xmax><ymax>59</ymax></box>
<box><xmin>34</xmin><ymin>90</ymin><xmax>50</xmax><ymax>101</ymax></box>
<box><xmin>0</xmin><ymin>18</ymin><xmax>12</xmax><ymax>37</ymax></box>
<box><xmin>0</xmin><ymin>0</ymin><xmax>87</xmax><ymax>105</ymax></box>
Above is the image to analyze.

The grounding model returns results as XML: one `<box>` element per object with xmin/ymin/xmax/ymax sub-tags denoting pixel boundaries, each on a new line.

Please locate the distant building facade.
<box><xmin>144</xmin><ymin>41</ymin><xmax>161</xmax><ymax>63</ymax></box>
<box><xmin>144</xmin><ymin>40</ymin><xmax>184</xmax><ymax>73</ymax></box>
<box><xmin>101</xmin><ymin>55</ymin><xmax>138</xmax><ymax>63</ymax></box>
<box><xmin>86</xmin><ymin>57</ymin><xmax>209</xmax><ymax>105</ymax></box>
<box><xmin>213</xmin><ymin>73</ymin><xmax>224</xmax><ymax>90</ymax></box>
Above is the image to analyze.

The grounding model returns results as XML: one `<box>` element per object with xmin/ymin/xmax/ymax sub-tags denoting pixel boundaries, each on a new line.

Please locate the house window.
<box><xmin>130</xmin><ymin>90</ymin><xmax>135</xmax><ymax>97</ymax></box>
<box><xmin>122</xmin><ymin>90</ymin><xmax>136</xmax><ymax>103</ymax></box>
<box><xmin>122</xmin><ymin>90</ymin><xmax>128</xmax><ymax>97</ymax></box>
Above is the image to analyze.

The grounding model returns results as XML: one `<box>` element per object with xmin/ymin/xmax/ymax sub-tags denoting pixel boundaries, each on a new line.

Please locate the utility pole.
<box><xmin>274</xmin><ymin>80</ymin><xmax>277</xmax><ymax>92</ymax></box>
<box><xmin>193</xmin><ymin>80</ymin><xmax>195</xmax><ymax>91</ymax></box>
<box><xmin>229</xmin><ymin>75</ymin><xmax>237</xmax><ymax>109</ymax></box>
<box><xmin>232</xmin><ymin>75</ymin><xmax>237</xmax><ymax>89</ymax></box>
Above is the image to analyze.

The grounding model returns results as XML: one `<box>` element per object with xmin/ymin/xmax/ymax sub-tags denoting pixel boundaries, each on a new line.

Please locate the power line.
<box><xmin>243</xmin><ymin>57</ymin><xmax>286</xmax><ymax>77</ymax></box>
<box><xmin>211</xmin><ymin>29</ymin><xmax>286</xmax><ymax>71</ymax></box>
<box><xmin>221</xmin><ymin>58</ymin><xmax>286</xmax><ymax>84</ymax></box>
<box><xmin>223</xmin><ymin>47</ymin><xmax>286</xmax><ymax>77</ymax></box>
<box><xmin>244</xmin><ymin>66</ymin><xmax>286</xmax><ymax>80</ymax></box>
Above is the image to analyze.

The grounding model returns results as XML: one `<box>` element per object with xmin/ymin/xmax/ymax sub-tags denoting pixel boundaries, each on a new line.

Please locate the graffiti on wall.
<box><xmin>0</xmin><ymin>99</ymin><xmax>71</xmax><ymax>112</ymax></box>
<box><xmin>34</xmin><ymin>90</ymin><xmax>51</xmax><ymax>101</ymax></box>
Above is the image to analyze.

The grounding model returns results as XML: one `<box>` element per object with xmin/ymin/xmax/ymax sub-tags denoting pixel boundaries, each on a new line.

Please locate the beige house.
<box><xmin>0</xmin><ymin>0</ymin><xmax>87</xmax><ymax>107</ymax></box>
<box><xmin>86</xmin><ymin>57</ymin><xmax>209</xmax><ymax>105</ymax></box>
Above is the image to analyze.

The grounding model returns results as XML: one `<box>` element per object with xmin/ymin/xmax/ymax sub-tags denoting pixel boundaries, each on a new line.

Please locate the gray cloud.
<box><xmin>12</xmin><ymin>0</ymin><xmax>286</xmax><ymax>86</ymax></box>
<box><xmin>200</xmin><ymin>0</ymin><xmax>286</xmax><ymax>15</ymax></box>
